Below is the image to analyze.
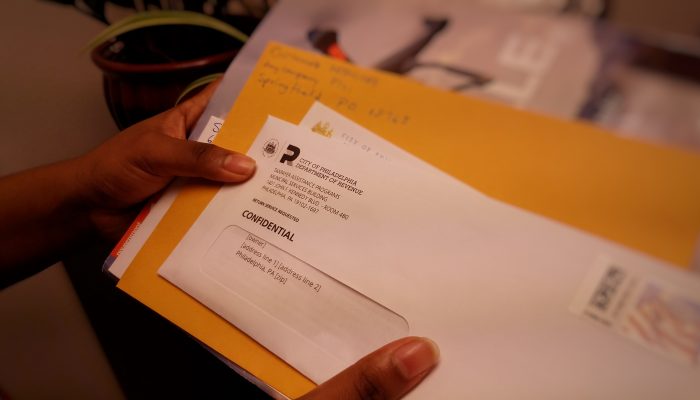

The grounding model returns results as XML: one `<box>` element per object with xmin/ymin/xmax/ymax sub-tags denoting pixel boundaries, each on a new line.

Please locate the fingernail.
<box><xmin>391</xmin><ymin>337</ymin><xmax>440</xmax><ymax>380</ymax></box>
<box><xmin>223</xmin><ymin>154</ymin><xmax>256</xmax><ymax>175</ymax></box>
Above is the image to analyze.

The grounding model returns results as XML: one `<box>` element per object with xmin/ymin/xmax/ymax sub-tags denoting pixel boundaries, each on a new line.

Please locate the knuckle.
<box><xmin>154</xmin><ymin>105</ymin><xmax>187</xmax><ymax>133</ymax></box>
<box><xmin>353</xmin><ymin>364</ymin><xmax>390</xmax><ymax>400</ymax></box>
<box><xmin>174</xmin><ymin>103</ymin><xmax>191</xmax><ymax>122</ymax></box>
<box><xmin>191</xmin><ymin>142</ymin><xmax>216</xmax><ymax>165</ymax></box>
<box><xmin>173</xmin><ymin>100</ymin><xmax>199</xmax><ymax>128</ymax></box>
<box><xmin>132</xmin><ymin>135</ymin><xmax>161</xmax><ymax>175</ymax></box>
<box><xmin>133</xmin><ymin>152</ymin><xmax>157</xmax><ymax>177</ymax></box>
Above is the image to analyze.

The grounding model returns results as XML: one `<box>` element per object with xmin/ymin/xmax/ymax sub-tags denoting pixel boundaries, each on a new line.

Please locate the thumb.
<box><xmin>300</xmin><ymin>337</ymin><xmax>439</xmax><ymax>400</ymax></box>
<box><xmin>138</xmin><ymin>134</ymin><xmax>256</xmax><ymax>182</ymax></box>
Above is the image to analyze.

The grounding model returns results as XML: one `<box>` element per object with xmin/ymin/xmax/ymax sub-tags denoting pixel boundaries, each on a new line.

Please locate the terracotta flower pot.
<box><xmin>91</xmin><ymin>24</ymin><xmax>243</xmax><ymax>129</ymax></box>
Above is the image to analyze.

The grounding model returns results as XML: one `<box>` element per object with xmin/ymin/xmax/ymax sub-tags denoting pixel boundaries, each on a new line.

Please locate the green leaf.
<box><xmin>84</xmin><ymin>11</ymin><xmax>248</xmax><ymax>53</ymax></box>
<box><xmin>175</xmin><ymin>73</ymin><xmax>224</xmax><ymax>105</ymax></box>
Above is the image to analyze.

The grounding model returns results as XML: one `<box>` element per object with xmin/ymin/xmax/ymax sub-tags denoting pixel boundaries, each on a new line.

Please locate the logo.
<box><xmin>262</xmin><ymin>139</ymin><xmax>279</xmax><ymax>158</ymax></box>
<box><xmin>311</xmin><ymin>121</ymin><xmax>334</xmax><ymax>137</ymax></box>
<box><xmin>280</xmin><ymin>144</ymin><xmax>300</xmax><ymax>165</ymax></box>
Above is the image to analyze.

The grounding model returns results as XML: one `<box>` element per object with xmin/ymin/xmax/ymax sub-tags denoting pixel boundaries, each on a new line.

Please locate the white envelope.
<box><xmin>159</xmin><ymin>115</ymin><xmax>700</xmax><ymax>399</ymax></box>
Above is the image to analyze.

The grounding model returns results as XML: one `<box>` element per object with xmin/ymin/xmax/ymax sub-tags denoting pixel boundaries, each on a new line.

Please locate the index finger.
<box><xmin>174</xmin><ymin>78</ymin><xmax>222</xmax><ymax>131</ymax></box>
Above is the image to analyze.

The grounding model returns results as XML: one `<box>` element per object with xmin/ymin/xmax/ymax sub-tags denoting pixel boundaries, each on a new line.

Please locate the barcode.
<box><xmin>589</xmin><ymin>266</ymin><xmax>626</xmax><ymax>311</ymax></box>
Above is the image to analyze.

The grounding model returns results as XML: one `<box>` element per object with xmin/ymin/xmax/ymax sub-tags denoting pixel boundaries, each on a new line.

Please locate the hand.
<box><xmin>300</xmin><ymin>337</ymin><xmax>439</xmax><ymax>400</ymax></box>
<box><xmin>75</xmin><ymin>80</ymin><xmax>256</xmax><ymax>239</ymax></box>
<box><xmin>0</xmin><ymin>80</ymin><xmax>255</xmax><ymax>285</ymax></box>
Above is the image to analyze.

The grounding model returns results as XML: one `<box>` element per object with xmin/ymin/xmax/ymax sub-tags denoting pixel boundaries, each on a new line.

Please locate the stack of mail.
<box><xmin>111</xmin><ymin>43</ymin><xmax>700</xmax><ymax>399</ymax></box>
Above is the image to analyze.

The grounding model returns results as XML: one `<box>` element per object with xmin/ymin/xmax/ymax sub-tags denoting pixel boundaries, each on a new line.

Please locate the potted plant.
<box><xmin>49</xmin><ymin>1</ymin><xmax>271</xmax><ymax>128</ymax></box>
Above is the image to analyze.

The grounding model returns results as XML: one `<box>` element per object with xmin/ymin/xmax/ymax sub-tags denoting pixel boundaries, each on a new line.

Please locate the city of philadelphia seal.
<box><xmin>262</xmin><ymin>138</ymin><xmax>279</xmax><ymax>158</ymax></box>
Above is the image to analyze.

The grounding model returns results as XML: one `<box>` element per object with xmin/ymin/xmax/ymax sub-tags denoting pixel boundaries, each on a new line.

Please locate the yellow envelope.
<box><xmin>119</xmin><ymin>42</ymin><xmax>700</xmax><ymax>397</ymax></box>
